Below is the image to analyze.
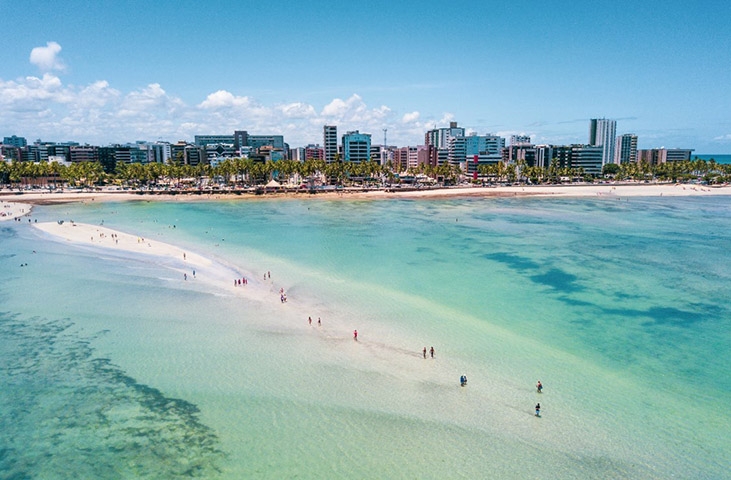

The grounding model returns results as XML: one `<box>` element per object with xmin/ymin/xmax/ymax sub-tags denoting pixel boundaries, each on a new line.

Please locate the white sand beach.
<box><xmin>355</xmin><ymin>182</ymin><xmax>731</xmax><ymax>199</ymax></box>
<box><xmin>0</xmin><ymin>200</ymin><xmax>33</xmax><ymax>221</ymax></box>
<box><xmin>34</xmin><ymin>220</ymin><xmax>210</xmax><ymax>267</ymax></box>
<box><xmin>31</xmin><ymin>220</ymin><xmax>278</xmax><ymax>306</ymax></box>
<box><xmin>2</xmin><ymin>182</ymin><xmax>730</xmax><ymax>206</ymax></box>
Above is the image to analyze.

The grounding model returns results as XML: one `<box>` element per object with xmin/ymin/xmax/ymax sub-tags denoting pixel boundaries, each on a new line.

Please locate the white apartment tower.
<box><xmin>589</xmin><ymin>118</ymin><xmax>617</xmax><ymax>166</ymax></box>
<box><xmin>614</xmin><ymin>134</ymin><xmax>638</xmax><ymax>164</ymax></box>
<box><xmin>323</xmin><ymin>125</ymin><xmax>338</xmax><ymax>163</ymax></box>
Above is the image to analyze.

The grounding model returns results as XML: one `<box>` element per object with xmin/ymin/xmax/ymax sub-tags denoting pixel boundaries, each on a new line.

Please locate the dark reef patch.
<box><xmin>0</xmin><ymin>313</ymin><xmax>225</xmax><ymax>479</ymax></box>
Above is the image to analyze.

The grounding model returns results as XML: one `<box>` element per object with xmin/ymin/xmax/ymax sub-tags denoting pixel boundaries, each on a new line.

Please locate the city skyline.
<box><xmin>1</xmin><ymin>0</ymin><xmax>730</xmax><ymax>153</ymax></box>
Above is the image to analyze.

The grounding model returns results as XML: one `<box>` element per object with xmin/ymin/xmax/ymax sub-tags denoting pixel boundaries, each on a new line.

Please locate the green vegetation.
<box><xmin>1</xmin><ymin>157</ymin><xmax>729</xmax><ymax>191</ymax></box>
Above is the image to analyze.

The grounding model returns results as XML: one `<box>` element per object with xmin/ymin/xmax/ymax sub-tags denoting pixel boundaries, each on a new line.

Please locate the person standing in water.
<box><xmin>536</xmin><ymin>381</ymin><xmax>543</xmax><ymax>393</ymax></box>
<box><xmin>535</xmin><ymin>403</ymin><xmax>541</xmax><ymax>417</ymax></box>
<box><xmin>430</xmin><ymin>346</ymin><xmax>435</xmax><ymax>358</ymax></box>
<box><xmin>423</xmin><ymin>347</ymin><xmax>427</xmax><ymax>359</ymax></box>
<box><xmin>353</xmin><ymin>330</ymin><xmax>358</xmax><ymax>341</ymax></box>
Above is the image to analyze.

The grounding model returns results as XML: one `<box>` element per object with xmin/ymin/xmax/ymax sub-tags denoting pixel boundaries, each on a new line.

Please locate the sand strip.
<box><xmin>31</xmin><ymin>221</ymin><xmax>278</xmax><ymax>306</ymax></box>
<box><xmin>2</xmin><ymin>183</ymin><xmax>730</xmax><ymax>206</ymax></box>
<box><xmin>0</xmin><ymin>200</ymin><xmax>33</xmax><ymax>221</ymax></box>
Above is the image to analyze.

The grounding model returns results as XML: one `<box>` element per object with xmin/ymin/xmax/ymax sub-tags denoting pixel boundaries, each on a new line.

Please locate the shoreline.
<box><xmin>2</xmin><ymin>182</ymin><xmax>730</xmax><ymax>206</ymax></box>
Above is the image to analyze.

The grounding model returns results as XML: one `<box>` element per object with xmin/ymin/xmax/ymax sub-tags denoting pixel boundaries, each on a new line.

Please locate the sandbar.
<box><xmin>31</xmin><ymin>221</ymin><xmax>272</xmax><ymax>304</ymax></box>
<box><xmin>0</xmin><ymin>200</ymin><xmax>33</xmax><ymax>221</ymax></box>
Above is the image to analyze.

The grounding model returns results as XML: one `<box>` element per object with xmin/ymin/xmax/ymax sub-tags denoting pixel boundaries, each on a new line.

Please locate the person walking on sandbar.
<box><xmin>353</xmin><ymin>330</ymin><xmax>358</xmax><ymax>341</ymax></box>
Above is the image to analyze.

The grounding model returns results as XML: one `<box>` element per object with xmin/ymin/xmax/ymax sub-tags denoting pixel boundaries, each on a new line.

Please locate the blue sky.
<box><xmin>1</xmin><ymin>0</ymin><xmax>730</xmax><ymax>153</ymax></box>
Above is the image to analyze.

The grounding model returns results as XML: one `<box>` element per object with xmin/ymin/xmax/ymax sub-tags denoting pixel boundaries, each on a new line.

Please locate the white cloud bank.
<box><xmin>0</xmin><ymin>43</ymin><xmax>462</xmax><ymax>146</ymax></box>
<box><xmin>15</xmin><ymin>42</ymin><xmax>722</xmax><ymax>151</ymax></box>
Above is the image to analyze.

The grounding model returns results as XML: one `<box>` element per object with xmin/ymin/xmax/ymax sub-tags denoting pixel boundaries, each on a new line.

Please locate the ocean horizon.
<box><xmin>1</xmin><ymin>195</ymin><xmax>729</xmax><ymax>478</ymax></box>
<box><xmin>693</xmin><ymin>153</ymin><xmax>731</xmax><ymax>164</ymax></box>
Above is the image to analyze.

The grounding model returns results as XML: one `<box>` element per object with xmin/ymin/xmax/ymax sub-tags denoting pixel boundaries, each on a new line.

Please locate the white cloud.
<box><xmin>76</xmin><ymin>81</ymin><xmax>120</xmax><ymax>108</ymax></box>
<box><xmin>402</xmin><ymin>111</ymin><xmax>420</xmax><ymax>123</ymax></box>
<box><xmin>30</xmin><ymin>41</ymin><xmax>65</xmax><ymax>72</ymax></box>
<box><xmin>0</xmin><ymin>73</ymin><xmax>446</xmax><ymax>146</ymax></box>
<box><xmin>713</xmin><ymin>133</ymin><xmax>731</xmax><ymax>141</ymax></box>
<box><xmin>2</xmin><ymin>48</ymin><xmax>446</xmax><ymax>147</ymax></box>
<box><xmin>0</xmin><ymin>74</ymin><xmax>72</xmax><ymax>109</ymax></box>
<box><xmin>278</xmin><ymin>102</ymin><xmax>316</xmax><ymax>118</ymax></box>
<box><xmin>198</xmin><ymin>90</ymin><xmax>252</xmax><ymax>109</ymax></box>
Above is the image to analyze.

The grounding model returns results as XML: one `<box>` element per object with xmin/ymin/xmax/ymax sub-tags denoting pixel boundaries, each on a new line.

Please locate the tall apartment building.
<box><xmin>425</xmin><ymin>122</ymin><xmax>465</xmax><ymax>150</ymax></box>
<box><xmin>304</xmin><ymin>144</ymin><xmax>324</xmax><ymax>161</ymax></box>
<box><xmin>571</xmin><ymin>145</ymin><xmax>603</xmax><ymax>175</ymax></box>
<box><xmin>425</xmin><ymin>122</ymin><xmax>465</xmax><ymax>166</ymax></box>
<box><xmin>637</xmin><ymin>148</ymin><xmax>694</xmax><ymax>165</ymax></box>
<box><xmin>589</xmin><ymin>118</ymin><xmax>617</xmax><ymax>166</ymax></box>
<box><xmin>341</xmin><ymin>131</ymin><xmax>371</xmax><ymax>163</ymax></box>
<box><xmin>510</xmin><ymin>135</ymin><xmax>531</xmax><ymax>146</ymax></box>
<box><xmin>2</xmin><ymin>135</ymin><xmax>27</xmax><ymax>147</ymax></box>
<box><xmin>150</xmin><ymin>142</ymin><xmax>172</xmax><ymax>164</ymax></box>
<box><xmin>69</xmin><ymin>145</ymin><xmax>100</xmax><ymax>163</ymax></box>
<box><xmin>234</xmin><ymin>130</ymin><xmax>285</xmax><ymax>157</ymax></box>
<box><xmin>534</xmin><ymin>145</ymin><xmax>551</xmax><ymax>170</ymax></box>
<box><xmin>614</xmin><ymin>134</ymin><xmax>638</xmax><ymax>164</ymax></box>
<box><xmin>503</xmin><ymin>143</ymin><xmax>536</xmax><ymax>166</ymax></box>
<box><xmin>393</xmin><ymin>146</ymin><xmax>419</xmax><ymax>171</ymax></box>
<box><xmin>195</xmin><ymin>135</ymin><xmax>235</xmax><ymax>147</ymax></box>
<box><xmin>461</xmin><ymin>133</ymin><xmax>505</xmax><ymax>174</ymax></box>
<box><xmin>323</xmin><ymin>125</ymin><xmax>338</xmax><ymax>163</ymax></box>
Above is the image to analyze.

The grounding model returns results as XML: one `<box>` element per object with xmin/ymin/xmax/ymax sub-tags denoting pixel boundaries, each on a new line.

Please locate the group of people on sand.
<box><xmin>257</xmin><ymin>264</ymin><xmax>548</xmax><ymax>418</ymax></box>
<box><xmin>234</xmin><ymin>277</ymin><xmax>248</xmax><ymax>286</ymax></box>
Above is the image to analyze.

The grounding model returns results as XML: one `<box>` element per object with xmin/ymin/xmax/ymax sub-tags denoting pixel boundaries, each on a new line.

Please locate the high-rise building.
<box><xmin>304</xmin><ymin>144</ymin><xmax>324</xmax><ymax>161</ymax></box>
<box><xmin>195</xmin><ymin>135</ymin><xmax>234</xmax><ymax>147</ymax></box>
<box><xmin>461</xmin><ymin>133</ymin><xmax>505</xmax><ymax>174</ymax></box>
<box><xmin>341</xmin><ymin>131</ymin><xmax>371</xmax><ymax>163</ymax></box>
<box><xmin>571</xmin><ymin>145</ymin><xmax>603</xmax><ymax>175</ymax></box>
<box><xmin>637</xmin><ymin>148</ymin><xmax>694</xmax><ymax>165</ymax></box>
<box><xmin>502</xmin><ymin>144</ymin><xmax>536</xmax><ymax>166</ymax></box>
<box><xmin>69</xmin><ymin>145</ymin><xmax>100</xmax><ymax>163</ymax></box>
<box><xmin>425</xmin><ymin>122</ymin><xmax>465</xmax><ymax>149</ymax></box>
<box><xmin>399</xmin><ymin>146</ymin><xmax>420</xmax><ymax>170</ymax></box>
<box><xmin>534</xmin><ymin>145</ymin><xmax>551</xmax><ymax>169</ymax></box>
<box><xmin>323</xmin><ymin>125</ymin><xmax>338</xmax><ymax>163</ymax></box>
<box><xmin>233</xmin><ymin>130</ymin><xmax>285</xmax><ymax>157</ymax></box>
<box><xmin>425</xmin><ymin>122</ymin><xmax>465</xmax><ymax>166</ymax></box>
<box><xmin>510</xmin><ymin>135</ymin><xmax>531</xmax><ymax>146</ymax></box>
<box><xmin>150</xmin><ymin>142</ymin><xmax>172</xmax><ymax>164</ymax></box>
<box><xmin>3</xmin><ymin>135</ymin><xmax>27</xmax><ymax>147</ymax></box>
<box><xmin>589</xmin><ymin>118</ymin><xmax>617</xmax><ymax>166</ymax></box>
<box><xmin>614</xmin><ymin>134</ymin><xmax>638</xmax><ymax>164</ymax></box>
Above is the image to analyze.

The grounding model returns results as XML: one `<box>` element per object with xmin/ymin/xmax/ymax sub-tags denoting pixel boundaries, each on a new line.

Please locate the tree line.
<box><xmin>0</xmin><ymin>156</ymin><xmax>729</xmax><ymax>190</ymax></box>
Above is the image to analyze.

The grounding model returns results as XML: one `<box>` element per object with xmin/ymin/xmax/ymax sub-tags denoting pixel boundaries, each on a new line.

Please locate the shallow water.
<box><xmin>1</xmin><ymin>195</ymin><xmax>729</xmax><ymax>478</ymax></box>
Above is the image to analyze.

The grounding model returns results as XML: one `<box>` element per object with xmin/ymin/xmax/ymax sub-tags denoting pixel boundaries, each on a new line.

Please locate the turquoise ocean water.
<box><xmin>694</xmin><ymin>153</ymin><xmax>731</xmax><ymax>164</ymax></box>
<box><xmin>1</xmin><ymin>195</ymin><xmax>729</xmax><ymax>479</ymax></box>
